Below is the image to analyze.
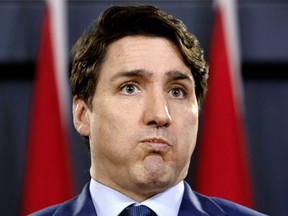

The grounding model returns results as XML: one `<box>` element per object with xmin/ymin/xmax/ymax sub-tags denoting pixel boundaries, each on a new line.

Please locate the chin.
<box><xmin>135</xmin><ymin>173</ymin><xmax>177</xmax><ymax>194</ymax></box>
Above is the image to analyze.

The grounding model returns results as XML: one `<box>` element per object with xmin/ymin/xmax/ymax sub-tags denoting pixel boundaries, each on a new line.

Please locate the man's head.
<box><xmin>70</xmin><ymin>5</ymin><xmax>208</xmax><ymax>109</ymax></box>
<box><xmin>71</xmin><ymin>5</ymin><xmax>208</xmax><ymax>202</ymax></box>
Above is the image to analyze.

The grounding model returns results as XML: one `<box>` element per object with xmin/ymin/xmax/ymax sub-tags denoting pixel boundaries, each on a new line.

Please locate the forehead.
<box><xmin>100</xmin><ymin>35</ymin><xmax>191</xmax><ymax>78</ymax></box>
<box><xmin>106</xmin><ymin>35</ymin><xmax>181</xmax><ymax>60</ymax></box>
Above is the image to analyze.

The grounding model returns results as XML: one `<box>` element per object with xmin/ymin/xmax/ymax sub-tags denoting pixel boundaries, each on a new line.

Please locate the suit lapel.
<box><xmin>178</xmin><ymin>182</ymin><xmax>227</xmax><ymax>216</ymax></box>
<box><xmin>54</xmin><ymin>183</ymin><xmax>97</xmax><ymax>216</ymax></box>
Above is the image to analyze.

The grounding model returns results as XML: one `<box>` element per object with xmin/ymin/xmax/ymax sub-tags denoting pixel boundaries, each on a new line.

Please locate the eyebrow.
<box><xmin>165</xmin><ymin>70</ymin><xmax>194</xmax><ymax>83</ymax></box>
<box><xmin>110</xmin><ymin>69</ymin><xmax>153</xmax><ymax>82</ymax></box>
<box><xmin>110</xmin><ymin>69</ymin><xmax>194</xmax><ymax>84</ymax></box>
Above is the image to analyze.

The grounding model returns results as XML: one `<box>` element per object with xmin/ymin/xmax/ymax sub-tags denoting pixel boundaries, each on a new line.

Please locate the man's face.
<box><xmin>73</xmin><ymin>36</ymin><xmax>199</xmax><ymax>201</ymax></box>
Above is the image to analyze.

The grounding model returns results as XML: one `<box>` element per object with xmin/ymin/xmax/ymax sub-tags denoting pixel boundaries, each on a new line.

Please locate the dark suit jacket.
<box><xmin>30</xmin><ymin>182</ymin><xmax>266</xmax><ymax>216</ymax></box>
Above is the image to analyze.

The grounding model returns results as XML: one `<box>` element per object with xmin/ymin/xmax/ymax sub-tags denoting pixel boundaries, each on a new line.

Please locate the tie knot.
<box><xmin>119</xmin><ymin>205</ymin><xmax>156</xmax><ymax>216</ymax></box>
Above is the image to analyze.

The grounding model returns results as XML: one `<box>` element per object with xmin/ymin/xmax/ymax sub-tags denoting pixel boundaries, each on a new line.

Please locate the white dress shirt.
<box><xmin>89</xmin><ymin>178</ymin><xmax>185</xmax><ymax>216</ymax></box>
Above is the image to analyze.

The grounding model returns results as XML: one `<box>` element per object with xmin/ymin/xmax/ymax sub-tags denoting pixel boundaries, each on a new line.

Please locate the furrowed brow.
<box><xmin>166</xmin><ymin>70</ymin><xmax>194</xmax><ymax>84</ymax></box>
<box><xmin>110</xmin><ymin>69</ymin><xmax>153</xmax><ymax>82</ymax></box>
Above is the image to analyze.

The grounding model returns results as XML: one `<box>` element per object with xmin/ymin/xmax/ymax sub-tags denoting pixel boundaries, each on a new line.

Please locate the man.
<box><xmin>31</xmin><ymin>5</ymin><xmax>266</xmax><ymax>216</ymax></box>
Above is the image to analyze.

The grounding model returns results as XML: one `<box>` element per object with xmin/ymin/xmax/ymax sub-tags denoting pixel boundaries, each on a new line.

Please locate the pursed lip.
<box><xmin>140</xmin><ymin>137</ymin><xmax>171</xmax><ymax>152</ymax></box>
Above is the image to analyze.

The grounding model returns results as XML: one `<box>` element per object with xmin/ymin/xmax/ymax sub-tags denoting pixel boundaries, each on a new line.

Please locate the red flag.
<box><xmin>21</xmin><ymin>1</ymin><xmax>73</xmax><ymax>215</ymax></box>
<box><xmin>195</xmin><ymin>0</ymin><xmax>253</xmax><ymax>207</ymax></box>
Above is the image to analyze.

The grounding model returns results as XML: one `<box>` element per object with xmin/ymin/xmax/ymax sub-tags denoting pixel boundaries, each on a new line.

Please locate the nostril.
<box><xmin>148</xmin><ymin>120</ymin><xmax>157</xmax><ymax>126</ymax></box>
<box><xmin>148</xmin><ymin>119</ymin><xmax>170</xmax><ymax>128</ymax></box>
<box><xmin>144</xmin><ymin>97</ymin><xmax>172</xmax><ymax>127</ymax></box>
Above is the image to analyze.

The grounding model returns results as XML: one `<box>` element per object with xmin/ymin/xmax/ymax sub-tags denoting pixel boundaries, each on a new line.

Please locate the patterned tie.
<box><xmin>119</xmin><ymin>205</ymin><xmax>157</xmax><ymax>216</ymax></box>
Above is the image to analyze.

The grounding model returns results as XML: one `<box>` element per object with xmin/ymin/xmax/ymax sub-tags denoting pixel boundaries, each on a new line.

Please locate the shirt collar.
<box><xmin>89</xmin><ymin>178</ymin><xmax>185</xmax><ymax>216</ymax></box>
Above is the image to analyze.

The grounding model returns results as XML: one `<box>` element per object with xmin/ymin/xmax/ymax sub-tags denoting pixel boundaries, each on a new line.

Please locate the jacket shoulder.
<box><xmin>208</xmin><ymin>196</ymin><xmax>267</xmax><ymax>216</ymax></box>
<box><xmin>29</xmin><ymin>183</ymin><xmax>96</xmax><ymax>216</ymax></box>
<box><xmin>182</xmin><ymin>181</ymin><xmax>267</xmax><ymax>215</ymax></box>
<box><xmin>29</xmin><ymin>204</ymin><xmax>60</xmax><ymax>216</ymax></box>
<box><xmin>28</xmin><ymin>197</ymin><xmax>78</xmax><ymax>216</ymax></box>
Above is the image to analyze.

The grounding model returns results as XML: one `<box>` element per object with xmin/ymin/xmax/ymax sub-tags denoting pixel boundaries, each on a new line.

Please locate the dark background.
<box><xmin>1</xmin><ymin>1</ymin><xmax>288</xmax><ymax>215</ymax></box>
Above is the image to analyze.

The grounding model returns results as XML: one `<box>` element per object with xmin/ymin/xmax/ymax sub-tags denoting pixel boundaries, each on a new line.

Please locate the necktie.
<box><xmin>119</xmin><ymin>205</ymin><xmax>157</xmax><ymax>216</ymax></box>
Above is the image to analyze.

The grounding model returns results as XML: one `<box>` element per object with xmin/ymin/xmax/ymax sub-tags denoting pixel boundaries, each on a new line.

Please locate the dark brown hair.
<box><xmin>70</xmin><ymin>4</ymin><xmax>208</xmax><ymax>108</ymax></box>
<box><xmin>70</xmin><ymin>5</ymin><xmax>209</xmax><ymax>149</ymax></box>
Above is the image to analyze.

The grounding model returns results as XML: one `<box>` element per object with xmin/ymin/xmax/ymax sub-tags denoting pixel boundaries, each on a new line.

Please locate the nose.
<box><xmin>143</xmin><ymin>92</ymin><xmax>172</xmax><ymax>128</ymax></box>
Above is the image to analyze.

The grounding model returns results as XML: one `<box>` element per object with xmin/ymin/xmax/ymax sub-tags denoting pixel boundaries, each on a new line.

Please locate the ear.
<box><xmin>72</xmin><ymin>96</ymin><xmax>90</xmax><ymax>136</ymax></box>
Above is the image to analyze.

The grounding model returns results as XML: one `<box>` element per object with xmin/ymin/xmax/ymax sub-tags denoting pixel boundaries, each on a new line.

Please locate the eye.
<box><xmin>120</xmin><ymin>83</ymin><xmax>139</xmax><ymax>95</ymax></box>
<box><xmin>169</xmin><ymin>86</ymin><xmax>186</xmax><ymax>99</ymax></box>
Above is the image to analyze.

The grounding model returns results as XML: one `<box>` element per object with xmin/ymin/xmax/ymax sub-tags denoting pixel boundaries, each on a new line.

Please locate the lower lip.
<box><xmin>142</xmin><ymin>142</ymin><xmax>169</xmax><ymax>151</ymax></box>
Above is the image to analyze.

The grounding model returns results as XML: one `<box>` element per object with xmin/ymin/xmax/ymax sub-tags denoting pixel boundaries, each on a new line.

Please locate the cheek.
<box><xmin>174</xmin><ymin>108</ymin><xmax>199</xmax><ymax>155</ymax></box>
<box><xmin>89</xmin><ymin>103</ymin><xmax>136</xmax><ymax>154</ymax></box>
